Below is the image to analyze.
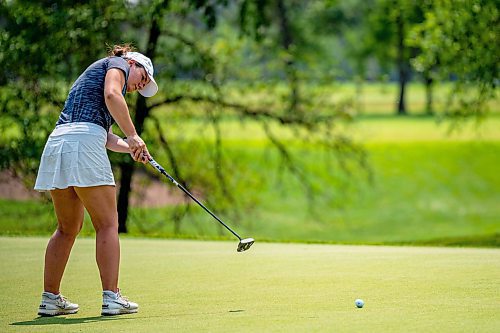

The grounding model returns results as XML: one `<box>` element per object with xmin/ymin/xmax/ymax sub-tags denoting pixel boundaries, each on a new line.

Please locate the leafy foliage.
<box><xmin>409</xmin><ymin>0</ymin><xmax>499</xmax><ymax>118</ymax></box>
<box><xmin>0</xmin><ymin>0</ymin><xmax>128</xmax><ymax>181</ymax></box>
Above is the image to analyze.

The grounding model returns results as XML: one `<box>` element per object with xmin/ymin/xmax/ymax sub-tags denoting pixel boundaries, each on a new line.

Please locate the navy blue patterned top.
<box><xmin>56</xmin><ymin>56</ymin><xmax>129</xmax><ymax>132</ymax></box>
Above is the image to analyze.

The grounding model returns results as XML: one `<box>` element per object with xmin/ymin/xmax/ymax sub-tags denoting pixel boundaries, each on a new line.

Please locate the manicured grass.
<box><xmin>149</xmin><ymin>112</ymin><xmax>500</xmax><ymax>143</ymax></box>
<box><xmin>221</xmin><ymin>81</ymin><xmax>499</xmax><ymax>116</ymax></box>
<box><xmin>1</xmin><ymin>237</ymin><xmax>499</xmax><ymax>332</ymax></box>
<box><xmin>349</xmin><ymin>115</ymin><xmax>500</xmax><ymax>142</ymax></box>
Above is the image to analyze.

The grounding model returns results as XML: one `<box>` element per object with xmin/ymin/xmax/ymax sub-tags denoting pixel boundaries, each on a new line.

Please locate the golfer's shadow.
<box><xmin>11</xmin><ymin>315</ymin><xmax>133</xmax><ymax>326</ymax></box>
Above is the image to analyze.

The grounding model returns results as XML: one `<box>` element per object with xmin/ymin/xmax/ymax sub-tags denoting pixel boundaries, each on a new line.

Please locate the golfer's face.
<box><xmin>127</xmin><ymin>62</ymin><xmax>150</xmax><ymax>93</ymax></box>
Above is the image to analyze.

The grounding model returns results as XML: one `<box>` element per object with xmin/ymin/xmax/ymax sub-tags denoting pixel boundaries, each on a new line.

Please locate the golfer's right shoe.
<box><xmin>38</xmin><ymin>292</ymin><xmax>79</xmax><ymax>316</ymax></box>
<box><xmin>101</xmin><ymin>290</ymin><xmax>138</xmax><ymax>316</ymax></box>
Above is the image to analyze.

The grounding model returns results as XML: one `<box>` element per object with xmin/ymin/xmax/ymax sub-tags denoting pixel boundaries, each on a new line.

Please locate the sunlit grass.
<box><xmin>149</xmin><ymin>112</ymin><xmax>500</xmax><ymax>143</ymax></box>
<box><xmin>1</xmin><ymin>238</ymin><xmax>499</xmax><ymax>332</ymax></box>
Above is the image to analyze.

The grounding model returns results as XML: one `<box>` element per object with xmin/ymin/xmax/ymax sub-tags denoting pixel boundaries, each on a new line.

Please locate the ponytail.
<box><xmin>108</xmin><ymin>43</ymin><xmax>135</xmax><ymax>57</ymax></box>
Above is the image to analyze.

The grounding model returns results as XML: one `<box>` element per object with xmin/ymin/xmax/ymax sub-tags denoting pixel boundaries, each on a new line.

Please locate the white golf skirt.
<box><xmin>34</xmin><ymin>122</ymin><xmax>115</xmax><ymax>191</ymax></box>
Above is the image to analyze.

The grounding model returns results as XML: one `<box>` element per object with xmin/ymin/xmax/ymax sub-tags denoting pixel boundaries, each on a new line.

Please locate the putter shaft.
<box><xmin>148</xmin><ymin>157</ymin><xmax>242</xmax><ymax>241</ymax></box>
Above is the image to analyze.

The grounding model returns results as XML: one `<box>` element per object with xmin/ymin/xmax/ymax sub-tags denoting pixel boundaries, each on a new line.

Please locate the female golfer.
<box><xmin>34</xmin><ymin>44</ymin><xmax>157</xmax><ymax>316</ymax></box>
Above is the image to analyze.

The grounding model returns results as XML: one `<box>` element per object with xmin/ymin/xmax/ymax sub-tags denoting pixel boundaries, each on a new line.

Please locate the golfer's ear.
<box><xmin>104</xmin><ymin>68</ymin><xmax>126</xmax><ymax>97</ymax></box>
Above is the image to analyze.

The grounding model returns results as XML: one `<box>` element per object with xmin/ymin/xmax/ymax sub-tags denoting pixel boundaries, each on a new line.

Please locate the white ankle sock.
<box><xmin>42</xmin><ymin>291</ymin><xmax>60</xmax><ymax>299</ymax></box>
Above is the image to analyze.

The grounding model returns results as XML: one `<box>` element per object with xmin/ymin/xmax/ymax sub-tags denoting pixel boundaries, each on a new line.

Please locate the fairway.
<box><xmin>1</xmin><ymin>237</ymin><xmax>499</xmax><ymax>332</ymax></box>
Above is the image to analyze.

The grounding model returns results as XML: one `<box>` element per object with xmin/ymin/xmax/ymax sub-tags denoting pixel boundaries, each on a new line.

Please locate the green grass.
<box><xmin>1</xmin><ymin>237</ymin><xmax>499</xmax><ymax>332</ymax></box>
<box><xmin>1</xmin><ymin>83</ymin><xmax>498</xmax><ymax>333</ymax></box>
<box><xmin>148</xmin><ymin>112</ymin><xmax>500</xmax><ymax>143</ymax></box>
<box><xmin>1</xmin><ymin>116</ymin><xmax>499</xmax><ymax>246</ymax></box>
<box><xmin>221</xmin><ymin>81</ymin><xmax>499</xmax><ymax>116</ymax></box>
<box><xmin>349</xmin><ymin>115</ymin><xmax>500</xmax><ymax>142</ymax></box>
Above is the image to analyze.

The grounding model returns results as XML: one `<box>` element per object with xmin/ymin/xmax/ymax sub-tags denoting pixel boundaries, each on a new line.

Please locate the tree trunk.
<box><xmin>117</xmin><ymin>160</ymin><xmax>134</xmax><ymax>233</ymax></box>
<box><xmin>396</xmin><ymin>7</ymin><xmax>407</xmax><ymax>115</ymax></box>
<box><xmin>397</xmin><ymin>68</ymin><xmax>407</xmax><ymax>115</ymax></box>
<box><xmin>424</xmin><ymin>72</ymin><xmax>434</xmax><ymax>115</ymax></box>
<box><xmin>117</xmin><ymin>2</ymin><xmax>165</xmax><ymax>233</ymax></box>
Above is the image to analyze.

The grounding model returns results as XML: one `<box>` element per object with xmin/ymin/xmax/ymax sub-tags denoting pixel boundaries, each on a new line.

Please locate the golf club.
<box><xmin>147</xmin><ymin>156</ymin><xmax>254</xmax><ymax>252</ymax></box>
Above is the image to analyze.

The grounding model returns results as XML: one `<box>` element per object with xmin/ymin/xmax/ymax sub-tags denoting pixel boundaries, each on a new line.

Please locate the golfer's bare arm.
<box><xmin>106</xmin><ymin>128</ymin><xmax>129</xmax><ymax>153</ymax></box>
<box><xmin>104</xmin><ymin>68</ymin><xmax>136</xmax><ymax>137</ymax></box>
<box><xmin>104</xmin><ymin>68</ymin><xmax>148</xmax><ymax>162</ymax></box>
<box><xmin>106</xmin><ymin>128</ymin><xmax>148</xmax><ymax>164</ymax></box>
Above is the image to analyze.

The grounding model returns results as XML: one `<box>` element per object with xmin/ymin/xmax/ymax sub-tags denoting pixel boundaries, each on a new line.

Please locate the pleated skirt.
<box><xmin>34</xmin><ymin>122</ymin><xmax>115</xmax><ymax>191</ymax></box>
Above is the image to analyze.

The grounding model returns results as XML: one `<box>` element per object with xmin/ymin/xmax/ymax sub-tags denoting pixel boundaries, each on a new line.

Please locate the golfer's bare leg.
<box><xmin>44</xmin><ymin>187</ymin><xmax>84</xmax><ymax>294</ymax></box>
<box><xmin>74</xmin><ymin>185</ymin><xmax>120</xmax><ymax>292</ymax></box>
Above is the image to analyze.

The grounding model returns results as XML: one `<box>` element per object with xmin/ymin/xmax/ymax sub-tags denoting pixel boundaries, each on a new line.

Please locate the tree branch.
<box><xmin>261</xmin><ymin>120</ymin><xmax>317</xmax><ymax>210</ymax></box>
<box><xmin>150</xmin><ymin>114</ymin><xmax>193</xmax><ymax>234</ymax></box>
<box><xmin>148</xmin><ymin>93</ymin><xmax>346</xmax><ymax>128</ymax></box>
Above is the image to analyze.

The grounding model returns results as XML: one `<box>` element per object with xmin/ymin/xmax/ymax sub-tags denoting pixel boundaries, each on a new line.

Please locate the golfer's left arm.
<box><xmin>106</xmin><ymin>127</ymin><xmax>129</xmax><ymax>153</ymax></box>
<box><xmin>106</xmin><ymin>128</ymin><xmax>149</xmax><ymax>164</ymax></box>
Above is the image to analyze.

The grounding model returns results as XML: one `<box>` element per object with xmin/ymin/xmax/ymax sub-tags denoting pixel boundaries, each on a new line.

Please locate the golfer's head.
<box><xmin>123</xmin><ymin>52</ymin><xmax>158</xmax><ymax>97</ymax></box>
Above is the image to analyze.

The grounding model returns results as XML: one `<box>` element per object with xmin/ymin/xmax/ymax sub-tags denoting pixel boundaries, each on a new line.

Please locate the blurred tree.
<box><xmin>116</xmin><ymin>0</ymin><xmax>365</xmax><ymax>233</ymax></box>
<box><xmin>238</xmin><ymin>0</ymin><xmax>307</xmax><ymax>114</ymax></box>
<box><xmin>0</xmin><ymin>0</ymin><xmax>367</xmax><ymax>234</ymax></box>
<box><xmin>0</xmin><ymin>0</ymin><xmax>128</xmax><ymax>182</ymax></box>
<box><xmin>311</xmin><ymin>0</ymin><xmax>427</xmax><ymax>115</ymax></box>
<box><xmin>409</xmin><ymin>0</ymin><xmax>499</xmax><ymax>120</ymax></box>
<box><xmin>351</xmin><ymin>0</ymin><xmax>425</xmax><ymax>115</ymax></box>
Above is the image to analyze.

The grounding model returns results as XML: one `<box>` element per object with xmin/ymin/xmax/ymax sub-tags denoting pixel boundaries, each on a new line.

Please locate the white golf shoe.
<box><xmin>38</xmin><ymin>292</ymin><xmax>79</xmax><ymax>316</ymax></box>
<box><xmin>101</xmin><ymin>290</ymin><xmax>138</xmax><ymax>316</ymax></box>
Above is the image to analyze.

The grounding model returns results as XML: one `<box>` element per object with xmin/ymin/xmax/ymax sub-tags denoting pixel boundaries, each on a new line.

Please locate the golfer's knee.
<box><xmin>56</xmin><ymin>221</ymin><xmax>82</xmax><ymax>240</ymax></box>
<box><xmin>93</xmin><ymin>219</ymin><xmax>118</xmax><ymax>234</ymax></box>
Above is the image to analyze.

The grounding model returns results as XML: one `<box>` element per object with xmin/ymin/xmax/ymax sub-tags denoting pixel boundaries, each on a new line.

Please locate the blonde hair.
<box><xmin>108</xmin><ymin>43</ymin><xmax>135</xmax><ymax>57</ymax></box>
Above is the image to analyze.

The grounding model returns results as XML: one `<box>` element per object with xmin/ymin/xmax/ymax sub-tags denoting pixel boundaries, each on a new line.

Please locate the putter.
<box><xmin>147</xmin><ymin>156</ymin><xmax>254</xmax><ymax>252</ymax></box>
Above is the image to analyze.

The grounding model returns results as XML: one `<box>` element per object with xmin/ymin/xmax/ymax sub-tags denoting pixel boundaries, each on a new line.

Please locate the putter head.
<box><xmin>237</xmin><ymin>238</ymin><xmax>255</xmax><ymax>252</ymax></box>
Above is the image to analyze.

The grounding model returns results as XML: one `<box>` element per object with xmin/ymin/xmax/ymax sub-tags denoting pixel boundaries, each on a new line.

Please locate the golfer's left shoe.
<box><xmin>101</xmin><ymin>289</ymin><xmax>138</xmax><ymax>316</ymax></box>
<box><xmin>38</xmin><ymin>292</ymin><xmax>79</xmax><ymax>316</ymax></box>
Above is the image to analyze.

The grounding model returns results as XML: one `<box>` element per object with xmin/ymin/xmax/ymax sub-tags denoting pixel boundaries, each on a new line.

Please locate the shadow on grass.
<box><xmin>11</xmin><ymin>315</ymin><xmax>135</xmax><ymax>326</ymax></box>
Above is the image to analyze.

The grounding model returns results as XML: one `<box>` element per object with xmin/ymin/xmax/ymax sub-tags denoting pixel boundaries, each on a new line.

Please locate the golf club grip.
<box><xmin>148</xmin><ymin>157</ymin><xmax>242</xmax><ymax>240</ymax></box>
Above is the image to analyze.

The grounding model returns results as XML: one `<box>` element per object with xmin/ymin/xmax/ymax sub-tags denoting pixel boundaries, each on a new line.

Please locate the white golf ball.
<box><xmin>355</xmin><ymin>299</ymin><xmax>364</xmax><ymax>308</ymax></box>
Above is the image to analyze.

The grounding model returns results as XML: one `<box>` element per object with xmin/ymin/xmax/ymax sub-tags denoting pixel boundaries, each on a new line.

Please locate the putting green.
<box><xmin>1</xmin><ymin>237</ymin><xmax>499</xmax><ymax>332</ymax></box>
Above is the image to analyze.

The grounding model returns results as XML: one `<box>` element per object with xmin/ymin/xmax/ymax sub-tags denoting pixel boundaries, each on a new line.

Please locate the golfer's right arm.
<box><xmin>104</xmin><ymin>68</ymin><xmax>146</xmax><ymax>161</ymax></box>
